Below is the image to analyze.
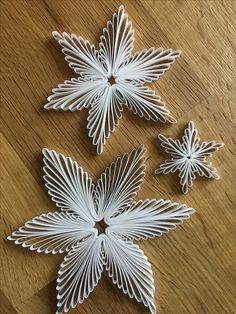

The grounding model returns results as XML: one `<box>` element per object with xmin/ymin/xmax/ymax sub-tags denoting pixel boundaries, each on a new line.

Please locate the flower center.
<box><xmin>107</xmin><ymin>76</ymin><xmax>116</xmax><ymax>85</ymax></box>
<box><xmin>95</xmin><ymin>219</ymin><xmax>108</xmax><ymax>235</ymax></box>
<box><xmin>186</xmin><ymin>155</ymin><xmax>194</xmax><ymax>161</ymax></box>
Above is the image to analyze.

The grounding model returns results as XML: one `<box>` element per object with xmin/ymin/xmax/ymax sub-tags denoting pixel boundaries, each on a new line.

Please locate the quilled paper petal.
<box><xmin>53</xmin><ymin>31</ymin><xmax>106</xmax><ymax>78</ymax></box>
<box><xmin>99</xmin><ymin>5</ymin><xmax>134</xmax><ymax>76</ymax></box>
<box><xmin>56</xmin><ymin>234</ymin><xmax>104</xmax><ymax>313</ymax></box>
<box><xmin>108</xmin><ymin>199</ymin><xmax>195</xmax><ymax>240</ymax></box>
<box><xmin>103</xmin><ymin>233</ymin><xmax>156</xmax><ymax>314</ymax></box>
<box><xmin>117</xmin><ymin>82</ymin><xmax>176</xmax><ymax>123</ymax></box>
<box><xmin>117</xmin><ymin>47</ymin><xmax>181</xmax><ymax>84</ymax></box>
<box><xmin>43</xmin><ymin>148</ymin><xmax>97</xmax><ymax>222</ymax></box>
<box><xmin>8</xmin><ymin>212</ymin><xmax>94</xmax><ymax>254</ymax></box>
<box><xmin>87</xmin><ymin>85</ymin><xmax>123</xmax><ymax>154</ymax></box>
<box><xmin>95</xmin><ymin>145</ymin><xmax>146</xmax><ymax>221</ymax></box>
<box><xmin>44</xmin><ymin>77</ymin><xmax>106</xmax><ymax>111</ymax></box>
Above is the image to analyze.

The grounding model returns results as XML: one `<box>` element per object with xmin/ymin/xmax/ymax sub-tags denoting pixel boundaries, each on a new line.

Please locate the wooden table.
<box><xmin>1</xmin><ymin>1</ymin><xmax>236</xmax><ymax>313</ymax></box>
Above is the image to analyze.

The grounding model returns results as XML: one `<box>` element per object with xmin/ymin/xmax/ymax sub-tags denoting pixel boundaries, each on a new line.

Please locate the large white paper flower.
<box><xmin>44</xmin><ymin>5</ymin><xmax>181</xmax><ymax>154</ymax></box>
<box><xmin>8</xmin><ymin>146</ymin><xmax>194</xmax><ymax>314</ymax></box>
<box><xmin>155</xmin><ymin>121</ymin><xmax>224</xmax><ymax>194</ymax></box>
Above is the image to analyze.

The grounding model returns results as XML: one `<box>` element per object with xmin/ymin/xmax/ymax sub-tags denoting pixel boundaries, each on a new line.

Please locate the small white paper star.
<box><xmin>8</xmin><ymin>145</ymin><xmax>194</xmax><ymax>314</ymax></box>
<box><xmin>44</xmin><ymin>5</ymin><xmax>181</xmax><ymax>154</ymax></box>
<box><xmin>155</xmin><ymin>121</ymin><xmax>224</xmax><ymax>194</ymax></box>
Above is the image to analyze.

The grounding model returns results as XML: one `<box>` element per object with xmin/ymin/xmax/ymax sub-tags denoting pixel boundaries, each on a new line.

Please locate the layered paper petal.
<box><xmin>196</xmin><ymin>141</ymin><xmax>224</xmax><ymax>158</ymax></box>
<box><xmin>95</xmin><ymin>145</ymin><xmax>146</xmax><ymax>221</ymax></box>
<box><xmin>194</xmin><ymin>160</ymin><xmax>220</xmax><ymax>180</ymax></box>
<box><xmin>103</xmin><ymin>233</ymin><xmax>156</xmax><ymax>314</ymax></box>
<box><xmin>117</xmin><ymin>48</ymin><xmax>181</xmax><ymax>83</ymax></box>
<box><xmin>43</xmin><ymin>149</ymin><xmax>97</xmax><ymax>223</ymax></box>
<box><xmin>118</xmin><ymin>82</ymin><xmax>176</xmax><ymax>123</ymax></box>
<box><xmin>108</xmin><ymin>199</ymin><xmax>195</xmax><ymax>240</ymax></box>
<box><xmin>99</xmin><ymin>5</ymin><xmax>134</xmax><ymax>76</ymax></box>
<box><xmin>181</xmin><ymin>121</ymin><xmax>200</xmax><ymax>155</ymax></box>
<box><xmin>179</xmin><ymin>162</ymin><xmax>195</xmax><ymax>194</ymax></box>
<box><xmin>56</xmin><ymin>235</ymin><xmax>104</xmax><ymax>314</ymax></box>
<box><xmin>7</xmin><ymin>212</ymin><xmax>93</xmax><ymax>254</ymax></box>
<box><xmin>154</xmin><ymin>159</ymin><xmax>181</xmax><ymax>175</ymax></box>
<box><xmin>87</xmin><ymin>85</ymin><xmax>123</xmax><ymax>154</ymax></box>
<box><xmin>158</xmin><ymin>134</ymin><xmax>184</xmax><ymax>157</ymax></box>
<box><xmin>53</xmin><ymin>31</ymin><xmax>106</xmax><ymax>78</ymax></box>
<box><xmin>44</xmin><ymin>77</ymin><xmax>105</xmax><ymax>111</ymax></box>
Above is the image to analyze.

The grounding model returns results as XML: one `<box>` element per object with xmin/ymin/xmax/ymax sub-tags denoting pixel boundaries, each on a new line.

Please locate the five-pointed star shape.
<box><xmin>155</xmin><ymin>121</ymin><xmax>224</xmax><ymax>194</ymax></box>
<box><xmin>8</xmin><ymin>145</ymin><xmax>194</xmax><ymax>314</ymax></box>
<box><xmin>44</xmin><ymin>5</ymin><xmax>181</xmax><ymax>154</ymax></box>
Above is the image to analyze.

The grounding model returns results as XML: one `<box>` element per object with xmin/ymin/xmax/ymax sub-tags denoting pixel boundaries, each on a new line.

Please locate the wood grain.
<box><xmin>1</xmin><ymin>1</ymin><xmax>236</xmax><ymax>313</ymax></box>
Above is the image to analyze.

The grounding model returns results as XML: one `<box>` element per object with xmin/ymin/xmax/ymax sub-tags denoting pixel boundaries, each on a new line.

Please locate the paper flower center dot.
<box><xmin>108</xmin><ymin>76</ymin><xmax>117</xmax><ymax>86</ymax></box>
<box><xmin>95</xmin><ymin>219</ymin><xmax>108</xmax><ymax>235</ymax></box>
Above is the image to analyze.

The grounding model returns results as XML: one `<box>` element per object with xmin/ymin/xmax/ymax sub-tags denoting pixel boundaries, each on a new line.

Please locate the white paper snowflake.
<box><xmin>44</xmin><ymin>5</ymin><xmax>181</xmax><ymax>154</ymax></box>
<box><xmin>155</xmin><ymin>121</ymin><xmax>224</xmax><ymax>194</ymax></box>
<box><xmin>8</xmin><ymin>145</ymin><xmax>195</xmax><ymax>314</ymax></box>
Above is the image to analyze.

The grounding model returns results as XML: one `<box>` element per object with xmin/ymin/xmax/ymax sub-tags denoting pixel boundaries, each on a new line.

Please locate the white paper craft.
<box><xmin>155</xmin><ymin>121</ymin><xmax>224</xmax><ymax>194</ymax></box>
<box><xmin>8</xmin><ymin>145</ymin><xmax>195</xmax><ymax>314</ymax></box>
<box><xmin>44</xmin><ymin>5</ymin><xmax>181</xmax><ymax>154</ymax></box>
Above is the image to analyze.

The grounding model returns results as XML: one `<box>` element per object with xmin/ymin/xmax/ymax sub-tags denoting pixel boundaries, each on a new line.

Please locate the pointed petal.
<box><xmin>117</xmin><ymin>47</ymin><xmax>181</xmax><ymax>83</ymax></box>
<box><xmin>87</xmin><ymin>85</ymin><xmax>123</xmax><ymax>154</ymax></box>
<box><xmin>44</xmin><ymin>77</ymin><xmax>105</xmax><ymax>111</ymax></box>
<box><xmin>179</xmin><ymin>162</ymin><xmax>195</xmax><ymax>194</ymax></box>
<box><xmin>158</xmin><ymin>134</ymin><xmax>184</xmax><ymax>157</ymax></box>
<box><xmin>43</xmin><ymin>149</ymin><xmax>97</xmax><ymax>223</ymax></box>
<box><xmin>154</xmin><ymin>158</ymin><xmax>183</xmax><ymax>175</ymax></box>
<box><xmin>117</xmin><ymin>82</ymin><xmax>176</xmax><ymax>123</ymax></box>
<box><xmin>56</xmin><ymin>235</ymin><xmax>104</xmax><ymax>314</ymax></box>
<box><xmin>108</xmin><ymin>199</ymin><xmax>195</xmax><ymax>240</ymax></box>
<box><xmin>7</xmin><ymin>212</ymin><xmax>94</xmax><ymax>254</ymax></box>
<box><xmin>53</xmin><ymin>31</ymin><xmax>106</xmax><ymax>78</ymax></box>
<box><xmin>99</xmin><ymin>5</ymin><xmax>134</xmax><ymax>76</ymax></box>
<box><xmin>196</xmin><ymin>141</ymin><xmax>224</xmax><ymax>158</ymax></box>
<box><xmin>95</xmin><ymin>145</ymin><xmax>146</xmax><ymax>221</ymax></box>
<box><xmin>182</xmin><ymin>121</ymin><xmax>200</xmax><ymax>155</ymax></box>
<box><xmin>194</xmin><ymin>160</ymin><xmax>220</xmax><ymax>180</ymax></box>
<box><xmin>103</xmin><ymin>233</ymin><xmax>156</xmax><ymax>314</ymax></box>
<box><xmin>155</xmin><ymin>134</ymin><xmax>185</xmax><ymax>174</ymax></box>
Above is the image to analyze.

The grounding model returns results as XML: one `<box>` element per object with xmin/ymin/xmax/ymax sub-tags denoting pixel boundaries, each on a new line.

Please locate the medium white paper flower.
<box><xmin>44</xmin><ymin>5</ymin><xmax>181</xmax><ymax>154</ymax></box>
<box><xmin>8</xmin><ymin>146</ymin><xmax>195</xmax><ymax>314</ymax></box>
<box><xmin>155</xmin><ymin>121</ymin><xmax>224</xmax><ymax>194</ymax></box>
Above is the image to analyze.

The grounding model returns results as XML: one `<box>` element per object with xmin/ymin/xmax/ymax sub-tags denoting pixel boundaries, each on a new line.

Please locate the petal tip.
<box><xmin>176</xmin><ymin>49</ymin><xmax>182</xmax><ymax>56</ymax></box>
<box><xmin>7</xmin><ymin>235</ymin><xmax>13</xmax><ymax>241</ymax></box>
<box><xmin>167</xmin><ymin>115</ymin><xmax>177</xmax><ymax>124</ymax></box>
<box><xmin>52</xmin><ymin>31</ymin><xmax>62</xmax><ymax>41</ymax></box>
<box><xmin>42</xmin><ymin>147</ymin><xmax>50</xmax><ymax>156</ymax></box>
<box><xmin>154</xmin><ymin>168</ymin><xmax>161</xmax><ymax>175</ymax></box>
<box><xmin>158</xmin><ymin>134</ymin><xmax>166</xmax><ymax>141</ymax></box>
<box><xmin>43</xmin><ymin>103</ymin><xmax>51</xmax><ymax>110</ymax></box>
